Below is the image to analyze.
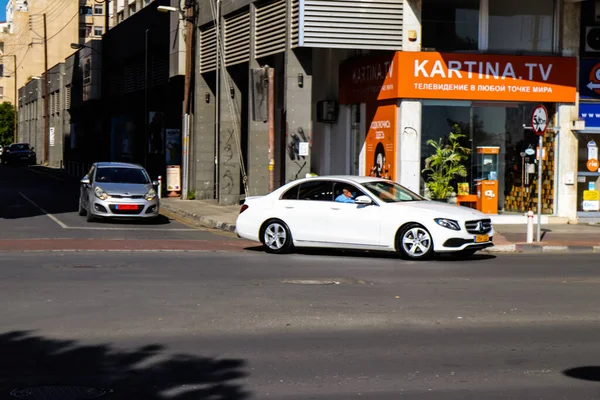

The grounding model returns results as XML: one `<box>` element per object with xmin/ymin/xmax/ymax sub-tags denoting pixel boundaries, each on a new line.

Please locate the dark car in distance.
<box><xmin>2</xmin><ymin>143</ymin><xmax>36</xmax><ymax>166</ymax></box>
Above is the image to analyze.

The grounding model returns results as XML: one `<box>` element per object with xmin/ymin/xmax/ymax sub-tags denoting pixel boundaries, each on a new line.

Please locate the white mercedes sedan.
<box><xmin>235</xmin><ymin>176</ymin><xmax>494</xmax><ymax>260</ymax></box>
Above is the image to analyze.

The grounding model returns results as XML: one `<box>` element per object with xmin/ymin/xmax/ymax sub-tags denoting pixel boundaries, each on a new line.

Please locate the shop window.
<box><xmin>422</xmin><ymin>102</ymin><xmax>556</xmax><ymax>214</ymax></box>
<box><xmin>488</xmin><ymin>0</ymin><xmax>555</xmax><ymax>52</ymax></box>
<box><xmin>422</xmin><ymin>0</ymin><xmax>480</xmax><ymax>51</ymax></box>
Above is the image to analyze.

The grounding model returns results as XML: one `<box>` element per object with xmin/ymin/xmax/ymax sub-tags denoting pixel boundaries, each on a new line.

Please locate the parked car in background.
<box><xmin>78</xmin><ymin>162</ymin><xmax>160</xmax><ymax>222</ymax></box>
<box><xmin>235</xmin><ymin>175</ymin><xmax>495</xmax><ymax>260</ymax></box>
<box><xmin>2</xmin><ymin>143</ymin><xmax>36</xmax><ymax>166</ymax></box>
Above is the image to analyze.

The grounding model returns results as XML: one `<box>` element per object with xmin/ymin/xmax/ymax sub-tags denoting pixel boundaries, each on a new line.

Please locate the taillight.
<box><xmin>239</xmin><ymin>204</ymin><xmax>249</xmax><ymax>214</ymax></box>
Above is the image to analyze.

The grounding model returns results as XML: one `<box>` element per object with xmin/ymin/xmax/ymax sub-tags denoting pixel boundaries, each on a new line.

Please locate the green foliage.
<box><xmin>0</xmin><ymin>102</ymin><xmax>15</xmax><ymax>146</ymax></box>
<box><xmin>188</xmin><ymin>190</ymin><xmax>196</xmax><ymax>200</ymax></box>
<box><xmin>422</xmin><ymin>124</ymin><xmax>471</xmax><ymax>200</ymax></box>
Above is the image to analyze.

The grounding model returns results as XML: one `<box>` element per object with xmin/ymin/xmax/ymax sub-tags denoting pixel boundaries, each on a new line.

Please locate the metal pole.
<box><xmin>144</xmin><ymin>28</ymin><xmax>149</xmax><ymax>169</ymax></box>
<box><xmin>268</xmin><ymin>66</ymin><xmax>275</xmax><ymax>192</ymax></box>
<box><xmin>537</xmin><ymin>134</ymin><xmax>543</xmax><ymax>242</ymax></box>
<box><xmin>42</xmin><ymin>13</ymin><xmax>49</xmax><ymax>164</ymax></box>
<box><xmin>13</xmin><ymin>54</ymin><xmax>17</xmax><ymax>143</ymax></box>
<box><xmin>104</xmin><ymin>0</ymin><xmax>110</xmax><ymax>34</ymax></box>
<box><xmin>214</xmin><ymin>0</ymin><xmax>221</xmax><ymax>200</ymax></box>
<box><xmin>181</xmin><ymin>0</ymin><xmax>195</xmax><ymax>200</ymax></box>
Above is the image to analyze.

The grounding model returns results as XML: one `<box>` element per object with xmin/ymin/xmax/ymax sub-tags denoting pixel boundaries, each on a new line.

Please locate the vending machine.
<box><xmin>475</xmin><ymin>146</ymin><xmax>500</xmax><ymax>214</ymax></box>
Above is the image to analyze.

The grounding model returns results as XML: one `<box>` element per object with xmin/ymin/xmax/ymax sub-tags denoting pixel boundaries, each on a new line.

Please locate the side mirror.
<box><xmin>30</xmin><ymin>147</ymin><xmax>34</xmax><ymax>151</ymax></box>
<box><xmin>152</xmin><ymin>180</ymin><xmax>159</xmax><ymax>186</ymax></box>
<box><xmin>355</xmin><ymin>195</ymin><xmax>373</xmax><ymax>205</ymax></box>
<box><xmin>80</xmin><ymin>176</ymin><xmax>90</xmax><ymax>185</ymax></box>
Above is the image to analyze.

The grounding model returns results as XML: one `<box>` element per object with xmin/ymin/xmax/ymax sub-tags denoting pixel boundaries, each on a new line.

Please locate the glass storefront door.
<box><xmin>422</xmin><ymin>101</ymin><xmax>557</xmax><ymax>214</ymax></box>
<box><xmin>576</xmin><ymin>133</ymin><xmax>600</xmax><ymax>217</ymax></box>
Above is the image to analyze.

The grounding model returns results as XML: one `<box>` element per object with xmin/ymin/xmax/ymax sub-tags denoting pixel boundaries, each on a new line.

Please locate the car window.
<box><xmin>95</xmin><ymin>167</ymin><xmax>150</xmax><ymax>184</ymax></box>
<box><xmin>297</xmin><ymin>180</ymin><xmax>333</xmax><ymax>201</ymax></box>
<box><xmin>332</xmin><ymin>182</ymin><xmax>366</xmax><ymax>202</ymax></box>
<box><xmin>281</xmin><ymin>184</ymin><xmax>300</xmax><ymax>200</ymax></box>
<box><xmin>363</xmin><ymin>180</ymin><xmax>424</xmax><ymax>203</ymax></box>
<box><xmin>9</xmin><ymin>144</ymin><xmax>30</xmax><ymax>151</ymax></box>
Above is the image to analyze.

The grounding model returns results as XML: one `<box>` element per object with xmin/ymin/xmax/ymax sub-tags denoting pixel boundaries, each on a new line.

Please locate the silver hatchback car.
<box><xmin>78</xmin><ymin>162</ymin><xmax>160</xmax><ymax>222</ymax></box>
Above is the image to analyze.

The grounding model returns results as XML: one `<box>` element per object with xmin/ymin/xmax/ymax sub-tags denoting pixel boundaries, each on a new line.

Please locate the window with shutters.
<box><xmin>255</xmin><ymin>0</ymin><xmax>287</xmax><ymax>59</ymax></box>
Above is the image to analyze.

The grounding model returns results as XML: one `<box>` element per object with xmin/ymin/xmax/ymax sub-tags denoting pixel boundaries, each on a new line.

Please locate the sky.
<box><xmin>0</xmin><ymin>0</ymin><xmax>6</xmax><ymax>23</ymax></box>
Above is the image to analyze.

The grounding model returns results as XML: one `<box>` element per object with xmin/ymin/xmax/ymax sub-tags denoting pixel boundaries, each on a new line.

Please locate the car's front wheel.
<box><xmin>397</xmin><ymin>223</ymin><xmax>434</xmax><ymax>260</ymax></box>
<box><xmin>78</xmin><ymin>198</ymin><xmax>86</xmax><ymax>216</ymax></box>
<box><xmin>261</xmin><ymin>219</ymin><xmax>293</xmax><ymax>254</ymax></box>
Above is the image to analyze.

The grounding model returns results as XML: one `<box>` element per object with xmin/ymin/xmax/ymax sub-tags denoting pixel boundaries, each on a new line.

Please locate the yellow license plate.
<box><xmin>475</xmin><ymin>235</ymin><xmax>489</xmax><ymax>243</ymax></box>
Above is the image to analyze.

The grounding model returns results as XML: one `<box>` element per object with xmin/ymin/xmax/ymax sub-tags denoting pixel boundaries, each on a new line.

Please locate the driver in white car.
<box><xmin>335</xmin><ymin>187</ymin><xmax>356</xmax><ymax>203</ymax></box>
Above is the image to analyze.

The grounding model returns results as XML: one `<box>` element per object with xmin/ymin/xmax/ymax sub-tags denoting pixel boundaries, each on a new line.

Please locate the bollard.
<box><xmin>526</xmin><ymin>210</ymin><xmax>534</xmax><ymax>243</ymax></box>
<box><xmin>157</xmin><ymin>175</ymin><xmax>162</xmax><ymax>198</ymax></box>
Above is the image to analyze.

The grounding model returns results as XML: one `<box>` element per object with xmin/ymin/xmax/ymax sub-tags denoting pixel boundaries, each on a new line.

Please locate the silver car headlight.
<box><xmin>145</xmin><ymin>188</ymin><xmax>157</xmax><ymax>201</ymax></box>
<box><xmin>434</xmin><ymin>218</ymin><xmax>461</xmax><ymax>231</ymax></box>
<box><xmin>94</xmin><ymin>186</ymin><xmax>109</xmax><ymax>200</ymax></box>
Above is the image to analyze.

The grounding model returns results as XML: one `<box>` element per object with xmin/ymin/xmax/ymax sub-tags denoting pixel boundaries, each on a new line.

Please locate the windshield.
<box><xmin>363</xmin><ymin>181</ymin><xmax>424</xmax><ymax>203</ymax></box>
<box><xmin>9</xmin><ymin>144</ymin><xmax>30</xmax><ymax>151</ymax></box>
<box><xmin>95</xmin><ymin>167</ymin><xmax>150</xmax><ymax>184</ymax></box>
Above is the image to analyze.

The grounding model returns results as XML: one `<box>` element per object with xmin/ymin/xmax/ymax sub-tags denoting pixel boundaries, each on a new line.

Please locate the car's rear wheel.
<box><xmin>261</xmin><ymin>219</ymin><xmax>293</xmax><ymax>254</ymax></box>
<box><xmin>397</xmin><ymin>223</ymin><xmax>434</xmax><ymax>260</ymax></box>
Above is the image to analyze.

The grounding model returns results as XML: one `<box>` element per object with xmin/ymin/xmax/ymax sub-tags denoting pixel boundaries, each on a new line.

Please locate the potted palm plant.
<box><xmin>422</xmin><ymin>125</ymin><xmax>471</xmax><ymax>202</ymax></box>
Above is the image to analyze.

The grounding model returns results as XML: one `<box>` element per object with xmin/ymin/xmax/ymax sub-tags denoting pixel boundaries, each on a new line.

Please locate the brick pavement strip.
<box><xmin>0</xmin><ymin>239</ymin><xmax>255</xmax><ymax>252</ymax></box>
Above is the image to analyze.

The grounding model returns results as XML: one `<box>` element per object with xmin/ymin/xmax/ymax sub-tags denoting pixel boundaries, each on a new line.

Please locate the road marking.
<box><xmin>18</xmin><ymin>192</ymin><xmax>68</xmax><ymax>229</ymax></box>
<box><xmin>64</xmin><ymin>226</ymin><xmax>200</xmax><ymax>232</ymax></box>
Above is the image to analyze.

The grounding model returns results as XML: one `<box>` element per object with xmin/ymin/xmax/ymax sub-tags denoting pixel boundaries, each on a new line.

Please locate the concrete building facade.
<box><xmin>189</xmin><ymin>0</ymin><xmax>591</xmax><ymax>223</ymax></box>
<box><xmin>0</xmin><ymin>0</ymin><xmax>108</xmax><ymax>108</ymax></box>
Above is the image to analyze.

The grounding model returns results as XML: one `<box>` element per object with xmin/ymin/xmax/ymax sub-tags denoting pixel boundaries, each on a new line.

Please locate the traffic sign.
<box><xmin>531</xmin><ymin>104</ymin><xmax>548</xmax><ymax>136</ymax></box>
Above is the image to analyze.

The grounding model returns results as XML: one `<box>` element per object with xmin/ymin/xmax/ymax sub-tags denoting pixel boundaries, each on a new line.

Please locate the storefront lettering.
<box><xmin>414</xmin><ymin>82</ymin><xmax>554</xmax><ymax>94</ymax></box>
<box><xmin>352</xmin><ymin>61</ymin><xmax>393</xmax><ymax>85</ymax></box>
<box><xmin>414</xmin><ymin>60</ymin><xmax>553</xmax><ymax>81</ymax></box>
<box><xmin>370</xmin><ymin>120</ymin><xmax>391</xmax><ymax>129</ymax></box>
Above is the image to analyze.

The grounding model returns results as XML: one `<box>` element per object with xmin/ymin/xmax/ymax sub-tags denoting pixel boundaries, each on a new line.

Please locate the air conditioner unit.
<box><xmin>585</xmin><ymin>26</ymin><xmax>600</xmax><ymax>52</ymax></box>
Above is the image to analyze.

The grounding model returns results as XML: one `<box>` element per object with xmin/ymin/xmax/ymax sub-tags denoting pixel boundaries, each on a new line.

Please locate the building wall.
<box><xmin>1</xmin><ymin>0</ymin><xmax>88</xmax><ymax>109</ymax></box>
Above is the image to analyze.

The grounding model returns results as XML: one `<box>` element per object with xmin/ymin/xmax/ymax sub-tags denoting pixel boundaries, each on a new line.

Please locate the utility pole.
<box><xmin>12</xmin><ymin>54</ymin><xmax>17</xmax><ymax>143</ymax></box>
<box><xmin>42</xmin><ymin>13</ymin><xmax>49</xmax><ymax>165</ymax></box>
<box><xmin>105</xmin><ymin>0</ymin><xmax>110</xmax><ymax>34</ymax></box>
<box><xmin>181</xmin><ymin>0</ymin><xmax>196</xmax><ymax>200</ymax></box>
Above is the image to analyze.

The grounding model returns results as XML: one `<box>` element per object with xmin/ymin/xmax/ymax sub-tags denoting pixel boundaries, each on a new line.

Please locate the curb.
<box><xmin>483</xmin><ymin>244</ymin><xmax>600</xmax><ymax>254</ymax></box>
<box><xmin>160</xmin><ymin>202</ymin><xmax>236</xmax><ymax>233</ymax></box>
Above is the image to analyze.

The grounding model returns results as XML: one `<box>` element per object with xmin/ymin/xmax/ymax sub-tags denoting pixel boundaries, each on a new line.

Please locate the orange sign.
<box><xmin>587</xmin><ymin>158</ymin><xmax>599</xmax><ymax>172</ymax></box>
<box><xmin>365</xmin><ymin>101</ymin><xmax>397</xmax><ymax>180</ymax></box>
<box><xmin>340</xmin><ymin>52</ymin><xmax>577</xmax><ymax>104</ymax></box>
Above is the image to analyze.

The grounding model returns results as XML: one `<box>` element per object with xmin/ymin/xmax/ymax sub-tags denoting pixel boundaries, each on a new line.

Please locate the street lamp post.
<box><xmin>157</xmin><ymin>1</ymin><xmax>196</xmax><ymax>200</ymax></box>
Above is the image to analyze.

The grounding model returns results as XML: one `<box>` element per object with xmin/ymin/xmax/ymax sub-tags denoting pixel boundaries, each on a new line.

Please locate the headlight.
<box><xmin>434</xmin><ymin>218</ymin><xmax>461</xmax><ymax>231</ymax></box>
<box><xmin>145</xmin><ymin>188</ymin><xmax>157</xmax><ymax>201</ymax></box>
<box><xmin>94</xmin><ymin>186</ymin><xmax>109</xmax><ymax>200</ymax></box>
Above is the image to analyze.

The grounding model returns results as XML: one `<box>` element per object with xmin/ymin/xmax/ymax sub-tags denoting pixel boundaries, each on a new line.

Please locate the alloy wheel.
<box><xmin>402</xmin><ymin>227</ymin><xmax>432</xmax><ymax>257</ymax></box>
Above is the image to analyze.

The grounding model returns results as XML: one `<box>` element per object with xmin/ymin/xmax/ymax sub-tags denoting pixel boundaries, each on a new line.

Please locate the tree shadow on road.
<box><xmin>0</xmin><ymin>330</ymin><xmax>250</xmax><ymax>400</ymax></box>
<box><xmin>563</xmin><ymin>366</ymin><xmax>600</xmax><ymax>382</ymax></box>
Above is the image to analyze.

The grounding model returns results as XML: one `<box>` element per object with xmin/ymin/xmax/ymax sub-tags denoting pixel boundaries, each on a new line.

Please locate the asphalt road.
<box><xmin>3</xmin><ymin>165</ymin><xmax>600</xmax><ymax>399</ymax></box>
<box><xmin>2</xmin><ymin>248</ymin><xmax>600</xmax><ymax>399</ymax></box>
<box><xmin>0</xmin><ymin>165</ymin><xmax>245</xmax><ymax>250</ymax></box>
